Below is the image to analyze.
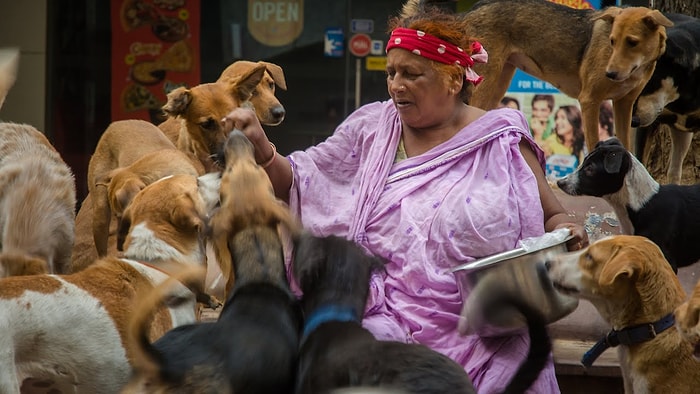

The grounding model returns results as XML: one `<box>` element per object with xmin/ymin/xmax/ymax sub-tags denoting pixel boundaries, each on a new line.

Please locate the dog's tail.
<box><xmin>490</xmin><ymin>296</ymin><xmax>552</xmax><ymax>394</ymax></box>
<box><xmin>127</xmin><ymin>263</ymin><xmax>207</xmax><ymax>376</ymax></box>
<box><xmin>399</xmin><ymin>0</ymin><xmax>428</xmax><ymax>20</ymax></box>
<box><xmin>0</xmin><ymin>252</ymin><xmax>49</xmax><ymax>277</ymax></box>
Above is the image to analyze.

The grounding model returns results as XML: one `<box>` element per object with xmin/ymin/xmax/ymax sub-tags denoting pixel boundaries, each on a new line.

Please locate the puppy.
<box><xmin>0</xmin><ymin>172</ymin><xmax>221</xmax><ymax>393</ymax></box>
<box><xmin>157</xmin><ymin>65</ymin><xmax>266</xmax><ymax>172</ymax></box>
<box><xmin>293</xmin><ymin>234</ymin><xmax>551</xmax><ymax>394</ymax></box>
<box><xmin>556</xmin><ymin>137</ymin><xmax>700</xmax><ymax>272</ymax></box>
<box><xmin>546</xmin><ymin>235</ymin><xmax>700</xmax><ymax>393</ymax></box>
<box><xmin>0</xmin><ymin>123</ymin><xmax>77</xmax><ymax>276</ymax></box>
<box><xmin>632</xmin><ymin>13</ymin><xmax>700</xmax><ymax>184</ymax></box>
<box><xmin>122</xmin><ymin>226</ymin><xmax>302</xmax><ymax>394</ymax></box>
<box><xmin>209</xmin><ymin>129</ymin><xmax>300</xmax><ymax>295</ymax></box>
<box><xmin>400</xmin><ymin>0</ymin><xmax>673</xmax><ymax>152</ymax></box>
<box><xmin>93</xmin><ymin>148</ymin><xmax>204</xmax><ymax>258</ymax></box>
<box><xmin>217</xmin><ymin>60</ymin><xmax>287</xmax><ymax>126</ymax></box>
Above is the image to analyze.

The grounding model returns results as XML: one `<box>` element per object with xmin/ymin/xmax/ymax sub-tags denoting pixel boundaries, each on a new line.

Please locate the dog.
<box><xmin>122</xmin><ymin>225</ymin><xmax>302</xmax><ymax>394</ymax></box>
<box><xmin>87</xmin><ymin>119</ymin><xmax>190</xmax><ymax>258</ymax></box>
<box><xmin>546</xmin><ymin>235</ymin><xmax>700</xmax><ymax>393</ymax></box>
<box><xmin>556</xmin><ymin>137</ymin><xmax>700</xmax><ymax>272</ymax></box>
<box><xmin>675</xmin><ymin>278</ymin><xmax>700</xmax><ymax>362</ymax></box>
<box><xmin>209</xmin><ymin>129</ymin><xmax>300</xmax><ymax>296</ymax></box>
<box><xmin>400</xmin><ymin>0</ymin><xmax>673</xmax><ymax>153</ymax></box>
<box><xmin>293</xmin><ymin>233</ymin><xmax>551</xmax><ymax>394</ymax></box>
<box><xmin>157</xmin><ymin>64</ymin><xmax>266</xmax><ymax>172</ymax></box>
<box><xmin>0</xmin><ymin>172</ymin><xmax>221</xmax><ymax>393</ymax></box>
<box><xmin>631</xmin><ymin>13</ymin><xmax>700</xmax><ymax>184</ymax></box>
<box><xmin>217</xmin><ymin>60</ymin><xmax>287</xmax><ymax>126</ymax></box>
<box><xmin>0</xmin><ymin>48</ymin><xmax>77</xmax><ymax>276</ymax></box>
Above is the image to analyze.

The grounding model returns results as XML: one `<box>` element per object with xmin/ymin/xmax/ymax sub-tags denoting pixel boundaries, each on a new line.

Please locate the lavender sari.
<box><xmin>286</xmin><ymin>100</ymin><xmax>560</xmax><ymax>393</ymax></box>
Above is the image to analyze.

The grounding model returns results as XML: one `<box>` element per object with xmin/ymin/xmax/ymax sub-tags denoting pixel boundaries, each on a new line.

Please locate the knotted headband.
<box><xmin>386</xmin><ymin>27</ymin><xmax>488</xmax><ymax>86</ymax></box>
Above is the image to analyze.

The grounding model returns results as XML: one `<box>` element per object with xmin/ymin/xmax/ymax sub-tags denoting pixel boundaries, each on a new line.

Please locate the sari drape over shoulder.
<box><xmin>286</xmin><ymin>100</ymin><xmax>560</xmax><ymax>393</ymax></box>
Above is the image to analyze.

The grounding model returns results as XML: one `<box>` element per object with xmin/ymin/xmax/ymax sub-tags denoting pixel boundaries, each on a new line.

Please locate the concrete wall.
<box><xmin>0</xmin><ymin>0</ymin><xmax>47</xmax><ymax>131</ymax></box>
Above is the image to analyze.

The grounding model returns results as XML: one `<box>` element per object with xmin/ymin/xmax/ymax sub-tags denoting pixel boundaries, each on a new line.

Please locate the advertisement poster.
<box><xmin>503</xmin><ymin>0</ymin><xmax>608</xmax><ymax>180</ymax></box>
<box><xmin>110</xmin><ymin>0</ymin><xmax>201</xmax><ymax>123</ymax></box>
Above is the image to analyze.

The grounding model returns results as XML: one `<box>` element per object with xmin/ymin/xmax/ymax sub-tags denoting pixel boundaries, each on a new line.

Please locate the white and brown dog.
<box><xmin>546</xmin><ymin>235</ymin><xmax>700</xmax><ymax>393</ymax></box>
<box><xmin>0</xmin><ymin>172</ymin><xmax>220</xmax><ymax>394</ymax></box>
<box><xmin>0</xmin><ymin>48</ymin><xmax>77</xmax><ymax>276</ymax></box>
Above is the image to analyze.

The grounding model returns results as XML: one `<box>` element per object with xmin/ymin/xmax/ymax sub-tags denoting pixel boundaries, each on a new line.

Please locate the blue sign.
<box><xmin>351</xmin><ymin>19</ymin><xmax>374</xmax><ymax>34</ymax></box>
<box><xmin>507</xmin><ymin>70</ymin><xmax>561</xmax><ymax>93</ymax></box>
<box><xmin>324</xmin><ymin>27</ymin><xmax>344</xmax><ymax>58</ymax></box>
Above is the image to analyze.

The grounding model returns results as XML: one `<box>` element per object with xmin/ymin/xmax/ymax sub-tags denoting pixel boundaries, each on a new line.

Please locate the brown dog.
<box><xmin>217</xmin><ymin>60</ymin><xmax>287</xmax><ymax>126</ymax></box>
<box><xmin>209</xmin><ymin>129</ymin><xmax>300</xmax><ymax>296</ymax></box>
<box><xmin>400</xmin><ymin>0</ymin><xmax>673</xmax><ymax>152</ymax></box>
<box><xmin>157</xmin><ymin>65</ymin><xmax>266</xmax><ymax>172</ymax></box>
<box><xmin>675</xmin><ymin>279</ymin><xmax>700</xmax><ymax>362</ymax></box>
<box><xmin>0</xmin><ymin>172</ymin><xmax>221</xmax><ymax>393</ymax></box>
<box><xmin>0</xmin><ymin>48</ymin><xmax>77</xmax><ymax>276</ymax></box>
<box><xmin>546</xmin><ymin>235</ymin><xmax>700</xmax><ymax>393</ymax></box>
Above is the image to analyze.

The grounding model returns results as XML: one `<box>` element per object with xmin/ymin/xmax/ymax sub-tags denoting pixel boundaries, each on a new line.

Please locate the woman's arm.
<box><xmin>222</xmin><ymin>108</ymin><xmax>293</xmax><ymax>203</ymax></box>
<box><xmin>519</xmin><ymin>140</ymin><xmax>589</xmax><ymax>251</ymax></box>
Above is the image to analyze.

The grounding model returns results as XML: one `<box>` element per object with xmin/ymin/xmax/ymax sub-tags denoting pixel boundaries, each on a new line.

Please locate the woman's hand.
<box><xmin>222</xmin><ymin>107</ymin><xmax>272</xmax><ymax>164</ymax></box>
<box><xmin>553</xmin><ymin>221</ymin><xmax>589</xmax><ymax>251</ymax></box>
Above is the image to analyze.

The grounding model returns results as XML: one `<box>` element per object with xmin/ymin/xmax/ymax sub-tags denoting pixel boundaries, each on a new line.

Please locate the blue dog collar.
<box><xmin>302</xmin><ymin>304</ymin><xmax>359</xmax><ymax>340</ymax></box>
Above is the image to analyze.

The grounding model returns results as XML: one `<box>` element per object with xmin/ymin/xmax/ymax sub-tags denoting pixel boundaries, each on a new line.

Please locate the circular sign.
<box><xmin>349</xmin><ymin>33</ymin><xmax>372</xmax><ymax>57</ymax></box>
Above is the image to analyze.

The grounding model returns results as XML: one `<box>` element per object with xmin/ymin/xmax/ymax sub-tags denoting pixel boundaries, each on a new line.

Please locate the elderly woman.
<box><xmin>225</xmin><ymin>6</ymin><xmax>588</xmax><ymax>393</ymax></box>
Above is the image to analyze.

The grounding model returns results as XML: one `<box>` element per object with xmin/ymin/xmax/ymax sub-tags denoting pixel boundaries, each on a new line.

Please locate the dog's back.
<box><xmin>0</xmin><ymin>122</ymin><xmax>76</xmax><ymax>275</ymax></box>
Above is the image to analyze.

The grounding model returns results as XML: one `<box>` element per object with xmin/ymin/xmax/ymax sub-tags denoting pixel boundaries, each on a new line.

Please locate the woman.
<box><xmin>224</xmin><ymin>7</ymin><xmax>588</xmax><ymax>393</ymax></box>
<box><xmin>546</xmin><ymin>105</ymin><xmax>586</xmax><ymax>165</ymax></box>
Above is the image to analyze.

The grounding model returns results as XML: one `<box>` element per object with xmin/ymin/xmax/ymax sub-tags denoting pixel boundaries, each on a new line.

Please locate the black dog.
<box><xmin>557</xmin><ymin>138</ymin><xmax>700</xmax><ymax>272</ymax></box>
<box><xmin>124</xmin><ymin>226</ymin><xmax>302</xmax><ymax>393</ymax></box>
<box><xmin>632</xmin><ymin>13</ymin><xmax>700</xmax><ymax>184</ymax></box>
<box><xmin>292</xmin><ymin>233</ymin><xmax>551</xmax><ymax>394</ymax></box>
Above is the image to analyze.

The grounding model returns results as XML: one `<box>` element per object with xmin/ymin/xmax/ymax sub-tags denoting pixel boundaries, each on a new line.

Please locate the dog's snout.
<box><xmin>605</xmin><ymin>71</ymin><xmax>618</xmax><ymax>80</ymax></box>
<box><xmin>544</xmin><ymin>260</ymin><xmax>552</xmax><ymax>271</ymax></box>
<box><xmin>271</xmin><ymin>106</ymin><xmax>286</xmax><ymax>119</ymax></box>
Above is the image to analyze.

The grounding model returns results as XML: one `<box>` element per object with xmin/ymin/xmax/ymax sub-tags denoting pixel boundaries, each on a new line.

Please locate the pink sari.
<box><xmin>286</xmin><ymin>100</ymin><xmax>560</xmax><ymax>393</ymax></box>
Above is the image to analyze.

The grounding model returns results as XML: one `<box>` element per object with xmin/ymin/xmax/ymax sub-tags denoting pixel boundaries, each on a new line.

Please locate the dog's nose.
<box><xmin>605</xmin><ymin>71</ymin><xmax>618</xmax><ymax>80</ymax></box>
<box><xmin>544</xmin><ymin>260</ymin><xmax>552</xmax><ymax>271</ymax></box>
<box><xmin>631</xmin><ymin>115</ymin><xmax>640</xmax><ymax>127</ymax></box>
<box><xmin>272</xmin><ymin>106</ymin><xmax>286</xmax><ymax>120</ymax></box>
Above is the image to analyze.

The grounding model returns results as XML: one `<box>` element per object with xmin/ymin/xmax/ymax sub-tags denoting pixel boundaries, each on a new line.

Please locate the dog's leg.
<box><xmin>614</xmin><ymin>90</ymin><xmax>647</xmax><ymax>155</ymax></box>
<box><xmin>667</xmin><ymin>127</ymin><xmax>693</xmax><ymax>184</ymax></box>
<box><xmin>470</xmin><ymin>63</ymin><xmax>516</xmax><ymax>110</ymax></box>
<box><xmin>0</xmin><ymin>343</ymin><xmax>20</xmax><ymax>394</ymax></box>
<box><xmin>579</xmin><ymin>99</ymin><xmax>602</xmax><ymax>153</ymax></box>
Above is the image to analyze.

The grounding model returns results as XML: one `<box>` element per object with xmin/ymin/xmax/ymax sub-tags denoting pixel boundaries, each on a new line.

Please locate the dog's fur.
<box><xmin>293</xmin><ymin>234</ymin><xmax>551</xmax><ymax>394</ymax></box>
<box><xmin>122</xmin><ymin>226</ymin><xmax>302</xmax><ymax>394</ymax></box>
<box><xmin>217</xmin><ymin>60</ymin><xmax>287</xmax><ymax>126</ymax></box>
<box><xmin>556</xmin><ymin>138</ymin><xmax>700</xmax><ymax>272</ymax></box>
<box><xmin>632</xmin><ymin>13</ymin><xmax>700</xmax><ymax>184</ymax></box>
<box><xmin>0</xmin><ymin>49</ymin><xmax>77</xmax><ymax>276</ymax></box>
<box><xmin>209</xmin><ymin>129</ymin><xmax>300</xmax><ymax>296</ymax></box>
<box><xmin>675</xmin><ymin>278</ymin><xmax>700</xmax><ymax>362</ymax></box>
<box><xmin>0</xmin><ymin>172</ymin><xmax>221</xmax><ymax>394</ymax></box>
<box><xmin>400</xmin><ymin>0</ymin><xmax>673</xmax><ymax>152</ymax></box>
<box><xmin>546</xmin><ymin>235</ymin><xmax>700</xmax><ymax>393</ymax></box>
<box><xmin>157</xmin><ymin>65</ymin><xmax>266</xmax><ymax>172</ymax></box>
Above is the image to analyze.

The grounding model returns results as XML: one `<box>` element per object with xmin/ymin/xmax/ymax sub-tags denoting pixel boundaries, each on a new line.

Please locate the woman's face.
<box><xmin>386</xmin><ymin>49</ymin><xmax>456</xmax><ymax>130</ymax></box>
<box><xmin>555</xmin><ymin>109</ymin><xmax>573</xmax><ymax>138</ymax></box>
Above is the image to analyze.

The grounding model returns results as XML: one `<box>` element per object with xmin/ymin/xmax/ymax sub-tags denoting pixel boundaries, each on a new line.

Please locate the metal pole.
<box><xmin>355</xmin><ymin>58</ymin><xmax>361</xmax><ymax>110</ymax></box>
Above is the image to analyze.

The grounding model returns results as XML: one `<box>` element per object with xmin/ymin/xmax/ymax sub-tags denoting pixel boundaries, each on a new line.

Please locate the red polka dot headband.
<box><xmin>386</xmin><ymin>27</ymin><xmax>488</xmax><ymax>86</ymax></box>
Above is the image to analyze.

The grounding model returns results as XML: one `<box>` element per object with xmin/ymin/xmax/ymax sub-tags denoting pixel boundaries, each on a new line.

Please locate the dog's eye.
<box><xmin>626</xmin><ymin>38</ymin><xmax>639</xmax><ymax>48</ymax></box>
<box><xmin>199</xmin><ymin>119</ymin><xmax>217</xmax><ymax>131</ymax></box>
<box><xmin>610</xmin><ymin>38</ymin><xmax>615</xmax><ymax>46</ymax></box>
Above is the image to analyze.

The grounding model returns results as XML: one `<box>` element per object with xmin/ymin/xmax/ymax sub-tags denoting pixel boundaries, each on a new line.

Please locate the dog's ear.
<box><xmin>593</xmin><ymin>7</ymin><xmax>621</xmax><ymax>23</ymax></box>
<box><xmin>292</xmin><ymin>232</ymin><xmax>326</xmax><ymax>289</ymax></box>
<box><xmin>117</xmin><ymin>206</ymin><xmax>133</xmax><ymax>251</ymax></box>
<box><xmin>260</xmin><ymin>61</ymin><xmax>287</xmax><ymax>90</ymax></box>
<box><xmin>603</xmin><ymin>150</ymin><xmax>625</xmax><ymax>174</ymax></box>
<box><xmin>644</xmin><ymin>10</ymin><xmax>674</xmax><ymax>29</ymax></box>
<box><xmin>114</xmin><ymin>178</ymin><xmax>146</xmax><ymax>216</ymax></box>
<box><xmin>162</xmin><ymin>86</ymin><xmax>192</xmax><ymax>117</ymax></box>
<box><xmin>599</xmin><ymin>245</ymin><xmax>640</xmax><ymax>287</ymax></box>
<box><xmin>171</xmin><ymin>193</ymin><xmax>205</xmax><ymax>234</ymax></box>
<box><xmin>230</xmin><ymin>65</ymin><xmax>266</xmax><ymax>102</ymax></box>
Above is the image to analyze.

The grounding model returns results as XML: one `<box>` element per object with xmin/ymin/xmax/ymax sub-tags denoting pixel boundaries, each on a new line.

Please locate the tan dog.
<box><xmin>157</xmin><ymin>65</ymin><xmax>266</xmax><ymax>172</ymax></box>
<box><xmin>209</xmin><ymin>129</ymin><xmax>299</xmax><ymax>295</ymax></box>
<box><xmin>0</xmin><ymin>172</ymin><xmax>221</xmax><ymax>393</ymax></box>
<box><xmin>675</xmin><ymin>279</ymin><xmax>700</xmax><ymax>362</ymax></box>
<box><xmin>546</xmin><ymin>235</ymin><xmax>699</xmax><ymax>393</ymax></box>
<box><xmin>0</xmin><ymin>48</ymin><xmax>77</xmax><ymax>276</ymax></box>
<box><xmin>401</xmin><ymin>0</ymin><xmax>673</xmax><ymax>152</ymax></box>
<box><xmin>217</xmin><ymin>60</ymin><xmax>287</xmax><ymax>126</ymax></box>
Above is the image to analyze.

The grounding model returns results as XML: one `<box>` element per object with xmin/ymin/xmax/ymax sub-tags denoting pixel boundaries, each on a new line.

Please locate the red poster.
<box><xmin>110</xmin><ymin>0</ymin><xmax>200</xmax><ymax>123</ymax></box>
